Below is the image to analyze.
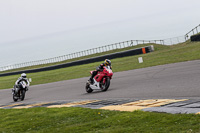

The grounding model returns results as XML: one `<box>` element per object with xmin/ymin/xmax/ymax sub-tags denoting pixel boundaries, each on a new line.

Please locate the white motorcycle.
<box><xmin>12</xmin><ymin>81</ymin><xmax>28</xmax><ymax>102</ymax></box>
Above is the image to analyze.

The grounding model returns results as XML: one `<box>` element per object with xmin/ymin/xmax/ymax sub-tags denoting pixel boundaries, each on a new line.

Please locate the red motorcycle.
<box><xmin>86</xmin><ymin>66</ymin><xmax>113</xmax><ymax>93</ymax></box>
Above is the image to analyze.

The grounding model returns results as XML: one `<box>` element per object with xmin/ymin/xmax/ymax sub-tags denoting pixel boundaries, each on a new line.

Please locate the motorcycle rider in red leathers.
<box><xmin>89</xmin><ymin>59</ymin><xmax>112</xmax><ymax>84</ymax></box>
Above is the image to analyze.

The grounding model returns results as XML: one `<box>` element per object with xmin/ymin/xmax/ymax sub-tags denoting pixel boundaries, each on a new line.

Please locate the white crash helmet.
<box><xmin>21</xmin><ymin>73</ymin><xmax>27</xmax><ymax>78</ymax></box>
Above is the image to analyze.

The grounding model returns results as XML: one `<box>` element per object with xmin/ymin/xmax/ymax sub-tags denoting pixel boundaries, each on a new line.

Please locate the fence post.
<box><xmin>108</xmin><ymin>45</ymin><xmax>110</xmax><ymax>51</ymax></box>
<box><xmin>127</xmin><ymin>41</ymin><xmax>129</xmax><ymax>47</ymax></box>
<box><xmin>185</xmin><ymin>35</ymin><xmax>188</xmax><ymax>41</ymax></box>
<box><xmin>101</xmin><ymin>47</ymin><xmax>103</xmax><ymax>52</ymax></box>
<box><xmin>88</xmin><ymin>49</ymin><xmax>91</xmax><ymax>55</ymax></box>
<box><xmin>130</xmin><ymin>40</ymin><xmax>133</xmax><ymax>46</ymax></box>
<box><xmin>118</xmin><ymin>43</ymin><xmax>121</xmax><ymax>48</ymax></box>
<box><xmin>93</xmin><ymin>48</ymin><xmax>95</xmax><ymax>54</ymax></box>
<box><xmin>64</xmin><ymin>55</ymin><xmax>67</xmax><ymax>60</ymax></box>
<box><xmin>177</xmin><ymin>37</ymin><xmax>179</xmax><ymax>43</ymax></box>
<box><xmin>105</xmin><ymin>46</ymin><xmax>107</xmax><ymax>51</ymax></box>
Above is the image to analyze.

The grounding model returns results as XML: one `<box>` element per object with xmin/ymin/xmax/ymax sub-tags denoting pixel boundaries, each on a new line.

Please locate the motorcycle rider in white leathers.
<box><xmin>12</xmin><ymin>73</ymin><xmax>30</xmax><ymax>93</ymax></box>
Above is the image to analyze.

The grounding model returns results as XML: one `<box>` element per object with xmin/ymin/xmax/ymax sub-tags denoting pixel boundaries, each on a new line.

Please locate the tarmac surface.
<box><xmin>0</xmin><ymin>60</ymin><xmax>200</xmax><ymax>114</ymax></box>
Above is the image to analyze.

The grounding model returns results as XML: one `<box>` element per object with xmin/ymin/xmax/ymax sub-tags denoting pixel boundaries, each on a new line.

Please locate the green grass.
<box><xmin>0</xmin><ymin>107</ymin><xmax>200</xmax><ymax>133</ymax></box>
<box><xmin>1</xmin><ymin>41</ymin><xmax>200</xmax><ymax>90</ymax></box>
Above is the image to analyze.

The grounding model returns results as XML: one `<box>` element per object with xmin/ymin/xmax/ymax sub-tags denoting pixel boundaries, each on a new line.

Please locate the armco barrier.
<box><xmin>191</xmin><ymin>34</ymin><xmax>200</xmax><ymax>41</ymax></box>
<box><xmin>0</xmin><ymin>46</ymin><xmax>153</xmax><ymax>77</ymax></box>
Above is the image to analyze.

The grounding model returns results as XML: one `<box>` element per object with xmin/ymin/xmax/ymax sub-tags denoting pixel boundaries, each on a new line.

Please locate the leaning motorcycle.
<box><xmin>12</xmin><ymin>81</ymin><xmax>27</xmax><ymax>102</ymax></box>
<box><xmin>86</xmin><ymin>66</ymin><xmax>113</xmax><ymax>93</ymax></box>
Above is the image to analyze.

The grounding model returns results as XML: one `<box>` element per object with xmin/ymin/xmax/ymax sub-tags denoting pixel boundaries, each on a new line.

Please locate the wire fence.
<box><xmin>1</xmin><ymin>24</ymin><xmax>200</xmax><ymax>72</ymax></box>
<box><xmin>185</xmin><ymin>24</ymin><xmax>200</xmax><ymax>40</ymax></box>
<box><xmin>163</xmin><ymin>36</ymin><xmax>186</xmax><ymax>45</ymax></box>
<box><xmin>0</xmin><ymin>40</ymin><xmax>164</xmax><ymax>72</ymax></box>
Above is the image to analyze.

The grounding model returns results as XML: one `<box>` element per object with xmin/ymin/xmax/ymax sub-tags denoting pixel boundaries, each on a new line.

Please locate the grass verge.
<box><xmin>0</xmin><ymin>41</ymin><xmax>200</xmax><ymax>90</ymax></box>
<box><xmin>0</xmin><ymin>107</ymin><xmax>200</xmax><ymax>133</ymax></box>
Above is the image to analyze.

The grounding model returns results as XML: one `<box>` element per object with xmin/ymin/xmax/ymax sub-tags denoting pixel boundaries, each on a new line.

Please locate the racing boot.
<box><xmin>11</xmin><ymin>88</ymin><xmax>15</xmax><ymax>95</ymax></box>
<box><xmin>89</xmin><ymin>77</ymin><xmax>94</xmax><ymax>84</ymax></box>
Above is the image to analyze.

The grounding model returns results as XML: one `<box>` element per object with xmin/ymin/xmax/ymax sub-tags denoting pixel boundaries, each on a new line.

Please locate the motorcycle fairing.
<box><xmin>94</xmin><ymin>72</ymin><xmax>105</xmax><ymax>82</ymax></box>
<box><xmin>13</xmin><ymin>81</ymin><xmax>27</xmax><ymax>95</ymax></box>
<box><xmin>90</xmin><ymin>71</ymin><xmax>94</xmax><ymax>75</ymax></box>
<box><xmin>89</xmin><ymin>78</ymin><xmax>101</xmax><ymax>90</ymax></box>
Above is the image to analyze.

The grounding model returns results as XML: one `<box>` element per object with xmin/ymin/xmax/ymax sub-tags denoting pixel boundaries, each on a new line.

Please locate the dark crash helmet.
<box><xmin>104</xmin><ymin>59</ymin><xmax>111</xmax><ymax>66</ymax></box>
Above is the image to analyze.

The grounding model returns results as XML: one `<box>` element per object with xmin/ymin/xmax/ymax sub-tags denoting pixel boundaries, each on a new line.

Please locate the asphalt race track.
<box><xmin>0</xmin><ymin>60</ymin><xmax>200</xmax><ymax>113</ymax></box>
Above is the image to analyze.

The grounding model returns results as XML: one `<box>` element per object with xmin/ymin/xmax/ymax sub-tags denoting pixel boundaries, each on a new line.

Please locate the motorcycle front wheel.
<box><xmin>85</xmin><ymin>82</ymin><xmax>93</xmax><ymax>93</ymax></box>
<box><xmin>20</xmin><ymin>90</ymin><xmax>26</xmax><ymax>101</ymax></box>
<box><xmin>100</xmin><ymin>77</ymin><xmax>110</xmax><ymax>91</ymax></box>
<box><xmin>13</xmin><ymin>94</ymin><xmax>18</xmax><ymax>102</ymax></box>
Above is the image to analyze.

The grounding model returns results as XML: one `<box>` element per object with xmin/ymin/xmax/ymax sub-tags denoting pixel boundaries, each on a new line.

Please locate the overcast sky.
<box><xmin>0</xmin><ymin>0</ymin><xmax>200</xmax><ymax>67</ymax></box>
